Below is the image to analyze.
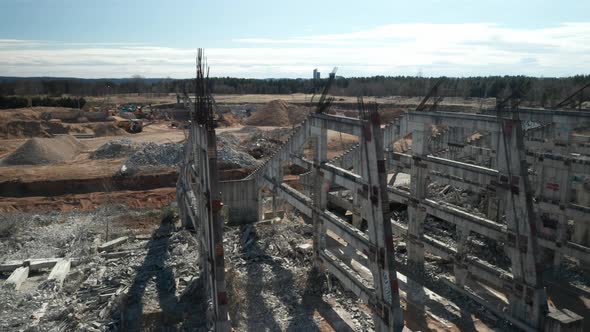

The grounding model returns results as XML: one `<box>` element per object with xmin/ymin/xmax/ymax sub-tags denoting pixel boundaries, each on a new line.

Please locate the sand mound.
<box><xmin>245</xmin><ymin>99</ymin><xmax>310</xmax><ymax>127</ymax></box>
<box><xmin>218</xmin><ymin>113</ymin><xmax>242</xmax><ymax>127</ymax></box>
<box><xmin>1</xmin><ymin>136</ymin><xmax>86</xmax><ymax>166</ymax></box>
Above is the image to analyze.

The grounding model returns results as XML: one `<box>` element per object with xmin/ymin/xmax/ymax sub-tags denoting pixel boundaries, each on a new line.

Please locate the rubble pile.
<box><xmin>0</xmin><ymin>207</ymin><xmax>206</xmax><ymax>331</ymax></box>
<box><xmin>217</xmin><ymin>133</ymin><xmax>260</xmax><ymax>169</ymax></box>
<box><xmin>123</xmin><ymin>142</ymin><xmax>184</xmax><ymax>171</ymax></box>
<box><xmin>427</xmin><ymin>182</ymin><xmax>487</xmax><ymax>217</ymax></box>
<box><xmin>242</xmin><ymin>132</ymin><xmax>282</xmax><ymax>159</ymax></box>
<box><xmin>225</xmin><ymin>214</ymin><xmax>374</xmax><ymax>331</ymax></box>
<box><xmin>115</xmin><ymin>135</ymin><xmax>260</xmax><ymax>172</ymax></box>
<box><xmin>91</xmin><ymin>138</ymin><xmax>142</xmax><ymax>159</ymax></box>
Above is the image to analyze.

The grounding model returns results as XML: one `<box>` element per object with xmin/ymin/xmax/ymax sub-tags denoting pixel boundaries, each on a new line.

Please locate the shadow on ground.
<box><xmin>109</xmin><ymin>217</ymin><xmax>207</xmax><ymax>331</ymax></box>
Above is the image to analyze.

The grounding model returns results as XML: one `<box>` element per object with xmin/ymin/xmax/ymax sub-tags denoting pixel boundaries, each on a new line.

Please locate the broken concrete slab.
<box><xmin>27</xmin><ymin>258</ymin><xmax>62</xmax><ymax>271</ymax></box>
<box><xmin>0</xmin><ymin>260</ymin><xmax>23</xmax><ymax>273</ymax></box>
<box><xmin>101</xmin><ymin>250</ymin><xmax>135</xmax><ymax>259</ymax></box>
<box><xmin>45</xmin><ymin>259</ymin><xmax>71</xmax><ymax>288</ymax></box>
<box><xmin>98</xmin><ymin>236</ymin><xmax>129</xmax><ymax>252</ymax></box>
<box><xmin>4</xmin><ymin>266</ymin><xmax>29</xmax><ymax>290</ymax></box>
<box><xmin>1</xmin><ymin>258</ymin><xmax>82</xmax><ymax>273</ymax></box>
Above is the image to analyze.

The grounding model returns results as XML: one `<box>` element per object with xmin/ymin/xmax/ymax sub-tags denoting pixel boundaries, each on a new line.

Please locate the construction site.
<box><xmin>1</xmin><ymin>50</ymin><xmax>590</xmax><ymax>332</ymax></box>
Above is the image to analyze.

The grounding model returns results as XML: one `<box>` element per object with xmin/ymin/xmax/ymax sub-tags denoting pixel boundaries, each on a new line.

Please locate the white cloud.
<box><xmin>0</xmin><ymin>23</ymin><xmax>589</xmax><ymax>78</ymax></box>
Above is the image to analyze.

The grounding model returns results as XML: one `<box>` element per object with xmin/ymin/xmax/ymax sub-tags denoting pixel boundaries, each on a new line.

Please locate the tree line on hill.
<box><xmin>0</xmin><ymin>95</ymin><xmax>86</xmax><ymax>110</ymax></box>
<box><xmin>0</xmin><ymin>75</ymin><xmax>588</xmax><ymax>108</ymax></box>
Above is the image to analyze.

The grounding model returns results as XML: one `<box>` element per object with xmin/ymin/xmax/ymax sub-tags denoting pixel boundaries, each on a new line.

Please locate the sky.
<box><xmin>0</xmin><ymin>0</ymin><xmax>589</xmax><ymax>78</ymax></box>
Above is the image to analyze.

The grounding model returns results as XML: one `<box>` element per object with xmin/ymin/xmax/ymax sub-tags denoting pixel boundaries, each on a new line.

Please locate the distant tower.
<box><xmin>313</xmin><ymin>69</ymin><xmax>321</xmax><ymax>80</ymax></box>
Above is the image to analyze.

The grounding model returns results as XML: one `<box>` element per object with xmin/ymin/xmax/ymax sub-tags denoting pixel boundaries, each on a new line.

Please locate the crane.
<box><xmin>316</xmin><ymin>67</ymin><xmax>338</xmax><ymax>114</ymax></box>
<box><xmin>415</xmin><ymin>78</ymin><xmax>446</xmax><ymax>112</ymax></box>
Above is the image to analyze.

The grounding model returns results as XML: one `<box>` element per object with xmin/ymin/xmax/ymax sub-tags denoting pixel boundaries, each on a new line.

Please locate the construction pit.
<box><xmin>1</xmin><ymin>89</ymin><xmax>590</xmax><ymax>332</ymax></box>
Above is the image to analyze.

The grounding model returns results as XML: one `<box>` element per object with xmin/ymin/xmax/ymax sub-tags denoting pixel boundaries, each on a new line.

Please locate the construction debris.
<box><xmin>4</xmin><ymin>266</ymin><xmax>29</xmax><ymax>290</ymax></box>
<box><xmin>97</xmin><ymin>236</ymin><xmax>129</xmax><ymax>252</ymax></box>
<box><xmin>217</xmin><ymin>133</ymin><xmax>260</xmax><ymax>169</ymax></box>
<box><xmin>225</xmin><ymin>215</ymin><xmax>374</xmax><ymax>331</ymax></box>
<box><xmin>40</xmin><ymin>259</ymin><xmax>71</xmax><ymax>290</ymax></box>
<box><xmin>91</xmin><ymin>138</ymin><xmax>141</xmax><ymax>159</ymax></box>
<box><xmin>123</xmin><ymin>142</ymin><xmax>183</xmax><ymax>171</ymax></box>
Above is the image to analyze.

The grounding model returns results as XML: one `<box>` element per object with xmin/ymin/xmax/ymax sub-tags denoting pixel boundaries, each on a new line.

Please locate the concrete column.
<box><xmin>351</xmin><ymin>189</ymin><xmax>362</xmax><ymax>229</ymax></box>
<box><xmin>554</xmin><ymin>160</ymin><xmax>572</xmax><ymax>269</ymax></box>
<box><xmin>270</xmin><ymin>186</ymin><xmax>278</xmax><ymax>219</ymax></box>
<box><xmin>496</xmin><ymin>117</ymin><xmax>548</xmax><ymax>329</ymax></box>
<box><xmin>572</xmin><ymin>222</ymin><xmax>590</xmax><ymax>247</ymax></box>
<box><xmin>489</xmin><ymin>131</ymin><xmax>500</xmax><ymax>168</ymax></box>
<box><xmin>486</xmin><ymin>191</ymin><xmax>500</xmax><ymax>222</ymax></box>
<box><xmin>407</xmin><ymin>122</ymin><xmax>428</xmax><ymax>306</ymax></box>
<box><xmin>360</xmin><ymin>108</ymin><xmax>404</xmax><ymax>332</ymax></box>
<box><xmin>454</xmin><ymin>228</ymin><xmax>470</xmax><ymax>287</ymax></box>
<box><xmin>311</xmin><ymin>126</ymin><xmax>328</xmax><ymax>269</ymax></box>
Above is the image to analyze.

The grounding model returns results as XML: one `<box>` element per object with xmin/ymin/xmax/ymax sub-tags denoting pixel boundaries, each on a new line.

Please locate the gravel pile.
<box><xmin>1</xmin><ymin>135</ymin><xmax>86</xmax><ymax>166</ymax></box>
<box><xmin>116</xmin><ymin>134</ymin><xmax>260</xmax><ymax>173</ymax></box>
<box><xmin>242</xmin><ymin>133</ymin><xmax>281</xmax><ymax>159</ymax></box>
<box><xmin>91</xmin><ymin>138</ymin><xmax>142</xmax><ymax>159</ymax></box>
<box><xmin>124</xmin><ymin>142</ymin><xmax>184</xmax><ymax>170</ymax></box>
<box><xmin>217</xmin><ymin>133</ymin><xmax>260</xmax><ymax>170</ymax></box>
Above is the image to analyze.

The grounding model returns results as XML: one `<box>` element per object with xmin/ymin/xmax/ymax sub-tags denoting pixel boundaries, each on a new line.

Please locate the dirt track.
<box><xmin>0</xmin><ymin>188</ymin><xmax>176</xmax><ymax>213</ymax></box>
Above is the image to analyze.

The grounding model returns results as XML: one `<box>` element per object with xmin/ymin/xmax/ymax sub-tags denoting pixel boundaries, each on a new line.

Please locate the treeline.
<box><xmin>0</xmin><ymin>95</ymin><xmax>86</xmax><ymax>109</ymax></box>
<box><xmin>1</xmin><ymin>75</ymin><xmax>589</xmax><ymax>107</ymax></box>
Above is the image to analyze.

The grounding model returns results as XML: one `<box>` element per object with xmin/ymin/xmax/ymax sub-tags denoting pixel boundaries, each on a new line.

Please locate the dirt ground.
<box><xmin>0</xmin><ymin>188</ymin><xmax>176</xmax><ymax>213</ymax></box>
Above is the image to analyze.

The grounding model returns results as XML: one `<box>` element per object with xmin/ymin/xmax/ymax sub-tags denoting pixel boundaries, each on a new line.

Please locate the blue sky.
<box><xmin>1</xmin><ymin>0</ymin><xmax>589</xmax><ymax>78</ymax></box>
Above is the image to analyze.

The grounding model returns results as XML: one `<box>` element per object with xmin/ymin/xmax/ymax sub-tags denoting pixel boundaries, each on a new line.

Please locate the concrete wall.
<box><xmin>220</xmin><ymin>178</ymin><xmax>260</xmax><ymax>225</ymax></box>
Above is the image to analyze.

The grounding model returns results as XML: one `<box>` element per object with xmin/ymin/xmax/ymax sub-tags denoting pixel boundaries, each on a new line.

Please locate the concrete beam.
<box><xmin>98</xmin><ymin>236</ymin><xmax>129</xmax><ymax>252</ymax></box>
<box><xmin>309</xmin><ymin>113</ymin><xmax>365</xmax><ymax>136</ymax></box>
<box><xmin>320</xmin><ymin>250</ymin><xmax>374</xmax><ymax>304</ymax></box>
<box><xmin>321</xmin><ymin>210</ymin><xmax>371</xmax><ymax>254</ymax></box>
<box><xmin>46</xmin><ymin>259</ymin><xmax>71</xmax><ymax>288</ymax></box>
<box><xmin>4</xmin><ymin>266</ymin><xmax>29</xmax><ymax>290</ymax></box>
<box><xmin>291</xmin><ymin>154</ymin><xmax>368</xmax><ymax>190</ymax></box>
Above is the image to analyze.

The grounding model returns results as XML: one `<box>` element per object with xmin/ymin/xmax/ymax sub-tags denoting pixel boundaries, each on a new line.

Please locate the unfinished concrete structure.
<box><xmin>177</xmin><ymin>50</ymin><xmax>230</xmax><ymax>331</ymax></box>
<box><xmin>177</xmin><ymin>60</ymin><xmax>589</xmax><ymax>331</ymax></box>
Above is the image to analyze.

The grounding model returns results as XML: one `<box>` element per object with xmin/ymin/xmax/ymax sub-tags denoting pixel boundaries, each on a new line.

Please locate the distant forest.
<box><xmin>1</xmin><ymin>75</ymin><xmax>589</xmax><ymax>108</ymax></box>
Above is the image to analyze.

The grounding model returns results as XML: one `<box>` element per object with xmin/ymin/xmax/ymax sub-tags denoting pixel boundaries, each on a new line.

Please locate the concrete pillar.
<box><xmin>311</xmin><ymin>126</ymin><xmax>328</xmax><ymax>269</ymax></box>
<box><xmin>554</xmin><ymin>160</ymin><xmax>572</xmax><ymax>269</ymax></box>
<box><xmin>407</xmin><ymin>122</ymin><xmax>428</xmax><ymax>306</ymax></box>
<box><xmin>496</xmin><ymin>117</ymin><xmax>548</xmax><ymax>329</ymax></box>
<box><xmin>486</xmin><ymin>191</ymin><xmax>500</xmax><ymax>222</ymax></box>
<box><xmin>351</xmin><ymin>189</ymin><xmax>362</xmax><ymax>229</ymax></box>
<box><xmin>271</xmin><ymin>188</ymin><xmax>278</xmax><ymax>218</ymax></box>
<box><xmin>489</xmin><ymin>131</ymin><xmax>500</xmax><ymax>168</ymax></box>
<box><xmin>360</xmin><ymin>108</ymin><xmax>404</xmax><ymax>332</ymax></box>
<box><xmin>572</xmin><ymin>223</ymin><xmax>590</xmax><ymax>247</ymax></box>
<box><xmin>454</xmin><ymin>228</ymin><xmax>470</xmax><ymax>287</ymax></box>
